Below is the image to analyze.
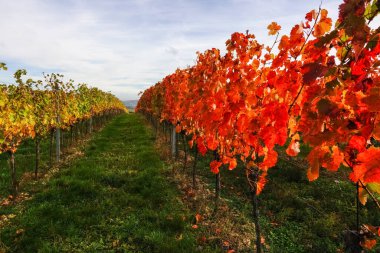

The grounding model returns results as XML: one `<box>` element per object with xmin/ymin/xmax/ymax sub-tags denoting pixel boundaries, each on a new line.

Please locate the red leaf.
<box><xmin>197</xmin><ymin>137</ymin><xmax>208</xmax><ymax>155</ymax></box>
<box><xmin>348</xmin><ymin>135</ymin><xmax>366</xmax><ymax>152</ymax></box>
<box><xmin>305</xmin><ymin>10</ymin><xmax>317</xmax><ymax>22</ymax></box>
<box><xmin>237</xmin><ymin>114</ymin><xmax>249</xmax><ymax>133</ymax></box>
<box><xmin>372</xmin><ymin>120</ymin><xmax>380</xmax><ymax>140</ymax></box>
<box><xmin>302</xmin><ymin>63</ymin><xmax>328</xmax><ymax>84</ymax></box>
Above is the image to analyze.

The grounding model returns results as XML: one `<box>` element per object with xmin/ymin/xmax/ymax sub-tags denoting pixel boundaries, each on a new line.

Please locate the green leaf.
<box><xmin>326</xmin><ymin>79</ymin><xmax>340</xmax><ymax>90</ymax></box>
<box><xmin>314</xmin><ymin>30</ymin><xmax>338</xmax><ymax>48</ymax></box>
<box><xmin>364</xmin><ymin>0</ymin><xmax>379</xmax><ymax>21</ymax></box>
<box><xmin>0</xmin><ymin>62</ymin><xmax>7</xmax><ymax>71</ymax></box>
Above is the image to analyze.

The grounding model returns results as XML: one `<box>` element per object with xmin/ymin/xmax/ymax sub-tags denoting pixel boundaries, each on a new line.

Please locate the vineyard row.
<box><xmin>0</xmin><ymin>67</ymin><xmax>127</xmax><ymax>195</ymax></box>
<box><xmin>136</xmin><ymin>0</ymin><xmax>380</xmax><ymax>251</ymax></box>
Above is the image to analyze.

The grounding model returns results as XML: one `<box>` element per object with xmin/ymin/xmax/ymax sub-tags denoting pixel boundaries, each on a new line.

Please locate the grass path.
<box><xmin>0</xmin><ymin>113</ymin><xmax>200</xmax><ymax>252</ymax></box>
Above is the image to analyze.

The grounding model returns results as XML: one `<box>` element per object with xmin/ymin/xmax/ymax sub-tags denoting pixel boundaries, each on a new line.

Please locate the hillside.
<box><xmin>123</xmin><ymin>100</ymin><xmax>138</xmax><ymax>110</ymax></box>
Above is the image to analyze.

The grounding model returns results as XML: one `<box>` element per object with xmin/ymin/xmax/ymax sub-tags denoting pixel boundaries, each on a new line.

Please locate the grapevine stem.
<box><xmin>295</xmin><ymin>5</ymin><xmax>322</xmax><ymax>60</ymax></box>
<box><xmin>288</xmin><ymin>82</ymin><xmax>306</xmax><ymax>113</ymax></box>
<box><xmin>192</xmin><ymin>145</ymin><xmax>198</xmax><ymax>189</ymax></box>
<box><xmin>358</xmin><ymin>180</ymin><xmax>380</xmax><ymax>210</ymax></box>
<box><xmin>356</xmin><ymin>182</ymin><xmax>360</xmax><ymax>232</ymax></box>
<box><xmin>270</xmin><ymin>32</ymin><xmax>280</xmax><ymax>53</ymax></box>
<box><xmin>288</xmin><ymin>6</ymin><xmax>322</xmax><ymax>113</ymax></box>
<box><xmin>344</xmin><ymin>158</ymin><xmax>380</xmax><ymax>211</ymax></box>
<box><xmin>246</xmin><ymin>164</ymin><xmax>262</xmax><ymax>253</ymax></box>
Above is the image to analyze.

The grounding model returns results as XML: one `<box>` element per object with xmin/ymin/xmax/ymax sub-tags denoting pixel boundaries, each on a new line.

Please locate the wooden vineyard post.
<box><xmin>8</xmin><ymin>151</ymin><xmax>18</xmax><ymax>196</ymax></box>
<box><xmin>35</xmin><ymin>137</ymin><xmax>41</xmax><ymax>179</ymax></box>
<box><xmin>214</xmin><ymin>151</ymin><xmax>221</xmax><ymax>213</ymax></box>
<box><xmin>49</xmin><ymin>129</ymin><xmax>54</xmax><ymax>168</ymax></box>
<box><xmin>55</xmin><ymin>82</ymin><xmax>61</xmax><ymax>162</ymax></box>
<box><xmin>192</xmin><ymin>145</ymin><xmax>198</xmax><ymax>189</ymax></box>
<box><xmin>171</xmin><ymin>125</ymin><xmax>176</xmax><ymax>158</ymax></box>
<box><xmin>89</xmin><ymin>117</ymin><xmax>93</xmax><ymax>134</ymax></box>
<box><xmin>182</xmin><ymin>133</ymin><xmax>188</xmax><ymax>170</ymax></box>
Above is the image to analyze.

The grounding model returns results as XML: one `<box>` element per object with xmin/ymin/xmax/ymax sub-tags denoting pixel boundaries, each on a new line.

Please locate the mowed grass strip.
<box><xmin>0</xmin><ymin>113</ymin><xmax>198</xmax><ymax>253</ymax></box>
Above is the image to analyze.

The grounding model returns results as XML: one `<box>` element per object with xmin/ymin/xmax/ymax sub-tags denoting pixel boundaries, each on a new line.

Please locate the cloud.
<box><xmin>165</xmin><ymin>46</ymin><xmax>179</xmax><ymax>56</ymax></box>
<box><xmin>0</xmin><ymin>0</ymin><xmax>355</xmax><ymax>100</ymax></box>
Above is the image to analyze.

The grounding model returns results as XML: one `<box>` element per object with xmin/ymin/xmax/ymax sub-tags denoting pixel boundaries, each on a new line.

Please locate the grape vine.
<box><xmin>137</xmin><ymin>0</ymin><xmax>380</xmax><ymax>250</ymax></box>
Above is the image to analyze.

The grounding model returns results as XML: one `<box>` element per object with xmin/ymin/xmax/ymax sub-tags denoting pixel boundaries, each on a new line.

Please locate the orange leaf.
<box><xmin>206</xmin><ymin>135</ymin><xmax>218</xmax><ymax>150</ymax></box>
<box><xmin>361</xmin><ymin>238</ymin><xmax>377</xmax><ymax>250</ymax></box>
<box><xmin>267</xmin><ymin>22</ymin><xmax>281</xmax><ymax>35</ymax></box>
<box><xmin>256</xmin><ymin>172</ymin><xmax>268</xmax><ymax>195</ymax></box>
<box><xmin>279</xmin><ymin>35</ymin><xmax>290</xmax><ymax>50</ymax></box>
<box><xmin>228</xmin><ymin>158</ymin><xmax>237</xmax><ymax>170</ymax></box>
<box><xmin>358</xmin><ymin>186</ymin><xmax>368</xmax><ymax>205</ymax></box>
<box><xmin>286</xmin><ymin>134</ymin><xmax>300</xmax><ymax>156</ymax></box>
<box><xmin>210</xmin><ymin>160</ymin><xmax>222</xmax><ymax>174</ymax></box>
<box><xmin>351</xmin><ymin>147</ymin><xmax>380</xmax><ymax>183</ymax></box>
<box><xmin>324</xmin><ymin>145</ymin><xmax>344</xmax><ymax>172</ymax></box>
<box><xmin>195</xmin><ymin>214</ymin><xmax>202</xmax><ymax>223</ymax></box>
<box><xmin>306</xmin><ymin>146</ymin><xmax>329</xmax><ymax>181</ymax></box>
<box><xmin>313</xmin><ymin>9</ymin><xmax>332</xmax><ymax>37</ymax></box>
<box><xmin>361</xmin><ymin>87</ymin><xmax>380</xmax><ymax>112</ymax></box>
<box><xmin>259</xmin><ymin>149</ymin><xmax>278</xmax><ymax>170</ymax></box>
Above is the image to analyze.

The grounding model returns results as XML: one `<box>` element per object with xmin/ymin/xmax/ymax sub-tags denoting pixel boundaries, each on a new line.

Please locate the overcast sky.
<box><xmin>0</xmin><ymin>0</ymin><xmax>371</xmax><ymax>100</ymax></box>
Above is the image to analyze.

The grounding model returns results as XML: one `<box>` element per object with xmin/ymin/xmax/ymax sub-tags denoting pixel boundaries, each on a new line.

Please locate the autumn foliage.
<box><xmin>0</xmin><ymin>71</ymin><xmax>127</xmax><ymax>155</ymax></box>
<box><xmin>137</xmin><ymin>0</ymin><xmax>380</xmax><ymax>248</ymax></box>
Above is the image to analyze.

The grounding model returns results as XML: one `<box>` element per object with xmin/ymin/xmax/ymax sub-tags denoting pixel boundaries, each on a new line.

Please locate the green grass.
<box><xmin>0</xmin><ymin>137</ymin><xmax>50</xmax><ymax>196</ymax></box>
<box><xmin>2</xmin><ymin>114</ymin><xmax>378</xmax><ymax>252</ymax></box>
<box><xmin>0</xmin><ymin>114</ymin><xmax>202</xmax><ymax>252</ymax></box>
<box><xmin>0</xmin><ymin>128</ymin><xmax>81</xmax><ymax>197</ymax></box>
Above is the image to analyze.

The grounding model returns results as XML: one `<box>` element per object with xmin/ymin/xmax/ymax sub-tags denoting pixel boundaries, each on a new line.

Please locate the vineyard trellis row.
<box><xmin>0</xmin><ymin>66</ymin><xmax>127</xmax><ymax>195</ymax></box>
<box><xmin>137</xmin><ymin>0</ymin><xmax>380</xmax><ymax>251</ymax></box>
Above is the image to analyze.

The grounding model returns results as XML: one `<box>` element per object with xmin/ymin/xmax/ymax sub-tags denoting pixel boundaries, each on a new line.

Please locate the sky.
<box><xmin>0</xmin><ymin>0</ymin><xmax>375</xmax><ymax>100</ymax></box>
